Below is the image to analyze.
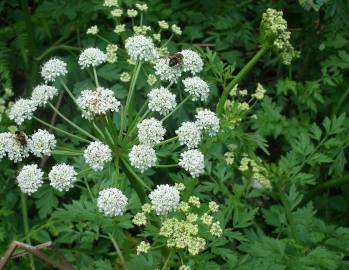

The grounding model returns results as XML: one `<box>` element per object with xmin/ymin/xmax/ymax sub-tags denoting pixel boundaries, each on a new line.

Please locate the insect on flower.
<box><xmin>168</xmin><ymin>53</ymin><xmax>184</xmax><ymax>67</ymax></box>
<box><xmin>14</xmin><ymin>131</ymin><xmax>27</xmax><ymax>145</ymax></box>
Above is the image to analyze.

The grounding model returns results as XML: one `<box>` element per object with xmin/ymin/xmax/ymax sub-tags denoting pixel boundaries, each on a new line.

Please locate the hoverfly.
<box><xmin>14</xmin><ymin>130</ymin><xmax>27</xmax><ymax>145</ymax></box>
<box><xmin>168</xmin><ymin>53</ymin><xmax>183</xmax><ymax>67</ymax></box>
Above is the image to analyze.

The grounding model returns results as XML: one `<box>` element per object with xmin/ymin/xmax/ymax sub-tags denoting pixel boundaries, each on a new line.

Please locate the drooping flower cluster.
<box><xmin>261</xmin><ymin>8</ymin><xmax>298</xmax><ymax>65</ymax></box>
<box><xmin>97</xmin><ymin>188</ymin><xmax>128</xmax><ymax>217</ymax></box>
<box><xmin>76</xmin><ymin>87</ymin><xmax>121</xmax><ymax>119</ymax></box>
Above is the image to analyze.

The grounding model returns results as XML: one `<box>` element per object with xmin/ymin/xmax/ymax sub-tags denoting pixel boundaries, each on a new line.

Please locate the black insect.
<box><xmin>168</xmin><ymin>53</ymin><xmax>184</xmax><ymax>67</ymax></box>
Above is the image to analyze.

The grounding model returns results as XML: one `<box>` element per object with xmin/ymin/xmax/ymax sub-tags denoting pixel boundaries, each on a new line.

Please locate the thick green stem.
<box><xmin>155</xmin><ymin>136</ymin><xmax>178</xmax><ymax>147</ymax></box>
<box><xmin>93</xmin><ymin>67</ymin><xmax>99</xmax><ymax>87</ymax></box>
<box><xmin>216</xmin><ymin>46</ymin><xmax>268</xmax><ymax>115</ymax></box>
<box><xmin>20</xmin><ymin>192</ymin><xmax>36</xmax><ymax>270</ymax></box>
<box><xmin>156</xmin><ymin>164</ymin><xmax>178</xmax><ymax>168</ymax></box>
<box><xmin>124</xmin><ymin>62</ymin><xmax>142</xmax><ymax>125</ymax></box>
<box><xmin>301</xmin><ymin>174</ymin><xmax>349</xmax><ymax>206</ymax></box>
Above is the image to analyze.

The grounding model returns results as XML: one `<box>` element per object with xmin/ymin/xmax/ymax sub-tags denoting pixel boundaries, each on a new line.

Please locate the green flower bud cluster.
<box><xmin>260</xmin><ymin>8</ymin><xmax>299</xmax><ymax>65</ymax></box>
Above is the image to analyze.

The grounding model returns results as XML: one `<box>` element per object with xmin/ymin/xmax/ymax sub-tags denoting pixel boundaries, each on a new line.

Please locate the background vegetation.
<box><xmin>1</xmin><ymin>0</ymin><xmax>349</xmax><ymax>269</ymax></box>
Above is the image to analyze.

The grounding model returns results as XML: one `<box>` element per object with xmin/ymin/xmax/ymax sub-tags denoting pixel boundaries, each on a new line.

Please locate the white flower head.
<box><xmin>78</xmin><ymin>48</ymin><xmax>107</xmax><ymax>69</ymax></box>
<box><xmin>179</xmin><ymin>149</ymin><xmax>205</xmax><ymax>177</ymax></box>
<box><xmin>114</xmin><ymin>24</ymin><xmax>126</xmax><ymax>33</ymax></box>
<box><xmin>171</xmin><ymin>24</ymin><xmax>182</xmax><ymax>35</ymax></box>
<box><xmin>103</xmin><ymin>0</ymin><xmax>118</xmax><ymax>7</ymax></box>
<box><xmin>97</xmin><ymin>188</ymin><xmax>128</xmax><ymax>217</ymax></box>
<box><xmin>149</xmin><ymin>184</ymin><xmax>180</xmax><ymax>215</ymax></box>
<box><xmin>147</xmin><ymin>87</ymin><xmax>176</xmax><ymax>116</ymax></box>
<box><xmin>111</xmin><ymin>8</ymin><xmax>123</xmax><ymax>17</ymax></box>
<box><xmin>183</xmin><ymin>76</ymin><xmax>210</xmax><ymax>102</ymax></box>
<box><xmin>31</xmin><ymin>85</ymin><xmax>58</xmax><ymax>107</ymax></box>
<box><xmin>154</xmin><ymin>58</ymin><xmax>182</xmax><ymax>82</ymax></box>
<box><xmin>137</xmin><ymin>118</ymin><xmax>166</xmax><ymax>146</ymax></box>
<box><xmin>120</xmin><ymin>72</ymin><xmax>131</xmax><ymax>82</ymax></box>
<box><xmin>0</xmin><ymin>132</ymin><xmax>29</xmax><ymax>162</ymax></box>
<box><xmin>8</xmin><ymin>99</ymin><xmax>37</xmax><ymax>125</ymax></box>
<box><xmin>175</xmin><ymin>122</ymin><xmax>202</xmax><ymax>149</ymax></box>
<box><xmin>49</xmin><ymin>163</ymin><xmax>77</xmax><ymax>192</ymax></box>
<box><xmin>158</xmin><ymin>20</ymin><xmax>169</xmax><ymax>29</ymax></box>
<box><xmin>41</xmin><ymin>58</ymin><xmax>68</xmax><ymax>82</ymax></box>
<box><xmin>180</xmin><ymin>49</ymin><xmax>203</xmax><ymax>74</ymax></box>
<box><xmin>127</xmin><ymin>9</ymin><xmax>138</xmax><ymax>17</ymax></box>
<box><xmin>136</xmin><ymin>3</ymin><xmax>148</xmax><ymax>11</ymax></box>
<box><xmin>125</xmin><ymin>35</ymin><xmax>158</xmax><ymax>62</ymax></box>
<box><xmin>17</xmin><ymin>164</ymin><xmax>44</xmax><ymax>195</ymax></box>
<box><xmin>84</xmin><ymin>141</ymin><xmax>112</xmax><ymax>171</ymax></box>
<box><xmin>76</xmin><ymin>87</ymin><xmax>120</xmax><ymax>119</ymax></box>
<box><xmin>28</xmin><ymin>129</ymin><xmax>56</xmax><ymax>158</ymax></box>
<box><xmin>87</xmin><ymin>25</ymin><xmax>98</xmax><ymax>35</ymax></box>
<box><xmin>129</xmin><ymin>144</ymin><xmax>157</xmax><ymax>173</ymax></box>
<box><xmin>195</xmin><ymin>109</ymin><xmax>220</xmax><ymax>136</ymax></box>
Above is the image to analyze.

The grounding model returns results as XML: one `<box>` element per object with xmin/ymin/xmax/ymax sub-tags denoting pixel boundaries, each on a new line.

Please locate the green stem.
<box><xmin>333</xmin><ymin>87</ymin><xmax>349</xmax><ymax>114</ymax></box>
<box><xmin>20</xmin><ymin>192</ymin><xmax>36</xmax><ymax>270</ymax></box>
<box><xmin>161</xmin><ymin>96</ymin><xmax>190</xmax><ymax>122</ymax></box>
<box><xmin>156</xmin><ymin>164</ymin><xmax>178</xmax><ymax>168</ymax></box>
<box><xmin>155</xmin><ymin>136</ymin><xmax>178</xmax><ymax>147</ymax></box>
<box><xmin>161</xmin><ymin>251</ymin><xmax>173</xmax><ymax>270</ymax></box>
<box><xmin>48</xmin><ymin>102</ymin><xmax>98</xmax><ymax>141</ymax></box>
<box><xmin>301</xmin><ymin>174</ymin><xmax>349</xmax><ymax>206</ymax></box>
<box><xmin>108</xmin><ymin>233</ymin><xmax>128</xmax><ymax>270</ymax></box>
<box><xmin>276</xmin><ymin>185</ymin><xmax>298</xmax><ymax>241</ymax></box>
<box><xmin>216</xmin><ymin>46</ymin><xmax>268</xmax><ymax>115</ymax></box>
<box><xmin>60</xmin><ymin>79</ymin><xmax>78</xmax><ymax>105</ymax></box>
<box><xmin>93</xmin><ymin>67</ymin><xmax>99</xmax><ymax>87</ymax></box>
<box><xmin>125</xmin><ymin>62</ymin><xmax>142</xmax><ymax>124</ymax></box>
<box><xmin>121</xmin><ymin>158</ymin><xmax>151</xmax><ymax>191</ymax></box>
<box><xmin>33</xmin><ymin>116</ymin><xmax>91</xmax><ymax>143</ymax></box>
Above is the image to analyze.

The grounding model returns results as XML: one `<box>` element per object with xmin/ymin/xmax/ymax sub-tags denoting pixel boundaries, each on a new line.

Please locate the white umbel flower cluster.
<box><xmin>149</xmin><ymin>184</ymin><xmax>180</xmax><ymax>215</ymax></box>
<box><xmin>17</xmin><ymin>164</ymin><xmax>44</xmax><ymax>195</ymax></box>
<box><xmin>78</xmin><ymin>48</ymin><xmax>107</xmax><ymax>69</ymax></box>
<box><xmin>48</xmin><ymin>164</ymin><xmax>77</xmax><ymax>192</ymax></box>
<box><xmin>180</xmin><ymin>49</ymin><xmax>203</xmax><ymax>74</ymax></box>
<box><xmin>178</xmin><ymin>149</ymin><xmax>205</xmax><ymax>177</ymax></box>
<box><xmin>129</xmin><ymin>144</ymin><xmax>157</xmax><ymax>173</ymax></box>
<box><xmin>137</xmin><ymin>118</ymin><xmax>166</xmax><ymax>146</ymax></box>
<box><xmin>0</xmin><ymin>132</ymin><xmax>29</xmax><ymax>162</ymax></box>
<box><xmin>31</xmin><ymin>85</ymin><xmax>58</xmax><ymax>107</ymax></box>
<box><xmin>76</xmin><ymin>87</ymin><xmax>121</xmax><ymax>119</ymax></box>
<box><xmin>176</xmin><ymin>122</ymin><xmax>202</xmax><ymax>149</ymax></box>
<box><xmin>8</xmin><ymin>99</ymin><xmax>37</xmax><ymax>125</ymax></box>
<box><xmin>183</xmin><ymin>77</ymin><xmax>210</xmax><ymax>102</ymax></box>
<box><xmin>97</xmin><ymin>188</ymin><xmax>128</xmax><ymax>217</ymax></box>
<box><xmin>154</xmin><ymin>58</ymin><xmax>182</xmax><ymax>82</ymax></box>
<box><xmin>41</xmin><ymin>58</ymin><xmax>68</xmax><ymax>82</ymax></box>
<box><xmin>125</xmin><ymin>35</ymin><xmax>158</xmax><ymax>62</ymax></box>
<box><xmin>195</xmin><ymin>109</ymin><xmax>220</xmax><ymax>136</ymax></box>
<box><xmin>28</xmin><ymin>129</ymin><xmax>56</xmax><ymax>158</ymax></box>
<box><xmin>84</xmin><ymin>141</ymin><xmax>112</xmax><ymax>171</ymax></box>
<box><xmin>147</xmin><ymin>87</ymin><xmax>177</xmax><ymax>116</ymax></box>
